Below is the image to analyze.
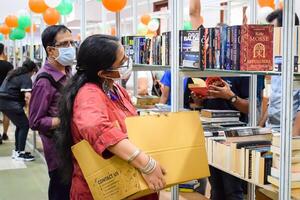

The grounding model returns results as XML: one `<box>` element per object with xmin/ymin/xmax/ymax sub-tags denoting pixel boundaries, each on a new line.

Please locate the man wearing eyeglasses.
<box><xmin>29</xmin><ymin>25</ymin><xmax>75</xmax><ymax>200</ymax></box>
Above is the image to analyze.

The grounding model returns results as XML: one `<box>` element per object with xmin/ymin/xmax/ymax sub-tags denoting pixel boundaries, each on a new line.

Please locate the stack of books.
<box><xmin>200</xmin><ymin>109</ymin><xmax>241</xmax><ymax>126</ymax></box>
<box><xmin>268</xmin><ymin>134</ymin><xmax>300</xmax><ymax>189</ymax></box>
<box><xmin>134</xmin><ymin>95</ymin><xmax>160</xmax><ymax>109</ymax></box>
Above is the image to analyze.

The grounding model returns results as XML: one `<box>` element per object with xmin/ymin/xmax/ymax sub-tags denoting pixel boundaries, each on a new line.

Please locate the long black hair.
<box><xmin>56</xmin><ymin>34</ymin><xmax>120</xmax><ymax>184</ymax></box>
<box><xmin>6</xmin><ymin>59</ymin><xmax>37</xmax><ymax>80</ymax></box>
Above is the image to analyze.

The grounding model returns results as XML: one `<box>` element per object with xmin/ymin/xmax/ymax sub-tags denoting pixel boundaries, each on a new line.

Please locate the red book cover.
<box><xmin>240</xmin><ymin>25</ymin><xmax>274</xmax><ymax>71</ymax></box>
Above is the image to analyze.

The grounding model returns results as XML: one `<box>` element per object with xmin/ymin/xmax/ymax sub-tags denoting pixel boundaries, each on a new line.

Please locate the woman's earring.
<box><xmin>102</xmin><ymin>79</ymin><xmax>110</xmax><ymax>94</ymax></box>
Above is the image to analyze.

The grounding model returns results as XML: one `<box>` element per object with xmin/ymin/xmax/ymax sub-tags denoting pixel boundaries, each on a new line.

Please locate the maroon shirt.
<box><xmin>29</xmin><ymin>61</ymin><xmax>70</xmax><ymax>172</ymax></box>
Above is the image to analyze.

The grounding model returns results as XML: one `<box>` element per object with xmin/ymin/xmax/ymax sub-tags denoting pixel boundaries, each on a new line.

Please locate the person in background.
<box><xmin>0</xmin><ymin>59</ymin><xmax>37</xmax><ymax>161</ymax></box>
<box><xmin>258</xmin><ymin>9</ymin><xmax>300</xmax><ymax>136</ymax></box>
<box><xmin>126</xmin><ymin>71</ymin><xmax>153</xmax><ymax>97</ymax></box>
<box><xmin>0</xmin><ymin>43</ymin><xmax>13</xmax><ymax>143</ymax></box>
<box><xmin>56</xmin><ymin>34</ymin><xmax>166</xmax><ymax>200</ymax></box>
<box><xmin>159</xmin><ymin>70</ymin><xmax>190</xmax><ymax>108</ymax></box>
<box><xmin>189</xmin><ymin>0</ymin><xmax>203</xmax><ymax>30</ymax></box>
<box><xmin>29</xmin><ymin>25</ymin><xmax>75</xmax><ymax>200</ymax></box>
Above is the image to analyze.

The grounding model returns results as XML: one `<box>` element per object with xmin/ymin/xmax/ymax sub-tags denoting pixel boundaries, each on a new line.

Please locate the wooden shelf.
<box><xmin>209</xmin><ymin>163</ymin><xmax>277</xmax><ymax>193</ymax></box>
<box><xmin>209</xmin><ymin>163</ymin><xmax>300</xmax><ymax>200</ymax></box>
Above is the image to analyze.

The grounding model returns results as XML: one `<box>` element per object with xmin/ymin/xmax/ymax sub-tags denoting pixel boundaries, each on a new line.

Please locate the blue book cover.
<box><xmin>220</xmin><ymin>25</ymin><xmax>228</xmax><ymax>69</ymax></box>
<box><xmin>231</xmin><ymin>26</ymin><xmax>241</xmax><ymax>70</ymax></box>
<box><xmin>139</xmin><ymin>37</ymin><xmax>146</xmax><ymax>64</ymax></box>
<box><xmin>133</xmin><ymin>37</ymin><xmax>140</xmax><ymax>64</ymax></box>
<box><xmin>180</xmin><ymin>30</ymin><xmax>200</xmax><ymax>68</ymax></box>
<box><xmin>225</xmin><ymin>26</ymin><xmax>232</xmax><ymax>70</ymax></box>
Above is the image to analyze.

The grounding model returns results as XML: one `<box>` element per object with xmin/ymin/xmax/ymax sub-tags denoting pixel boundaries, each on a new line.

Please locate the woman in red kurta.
<box><xmin>56</xmin><ymin>34</ymin><xmax>166</xmax><ymax>200</ymax></box>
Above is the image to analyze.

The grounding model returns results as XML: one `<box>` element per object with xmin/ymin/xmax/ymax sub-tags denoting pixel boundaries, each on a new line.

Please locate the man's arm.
<box><xmin>160</xmin><ymin>85</ymin><xmax>170</xmax><ymax>104</ymax></box>
<box><xmin>29</xmin><ymin>80</ymin><xmax>59</xmax><ymax>133</ymax></box>
<box><xmin>293</xmin><ymin>112</ymin><xmax>300</xmax><ymax>136</ymax></box>
<box><xmin>259</xmin><ymin>107</ymin><xmax>269</xmax><ymax>127</ymax></box>
<box><xmin>189</xmin><ymin>0</ymin><xmax>203</xmax><ymax>29</ymax></box>
<box><xmin>208</xmin><ymin>82</ymin><xmax>249</xmax><ymax>114</ymax></box>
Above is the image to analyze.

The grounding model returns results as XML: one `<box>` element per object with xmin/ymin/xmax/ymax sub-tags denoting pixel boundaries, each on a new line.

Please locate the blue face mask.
<box><xmin>55</xmin><ymin>47</ymin><xmax>76</xmax><ymax>66</ymax></box>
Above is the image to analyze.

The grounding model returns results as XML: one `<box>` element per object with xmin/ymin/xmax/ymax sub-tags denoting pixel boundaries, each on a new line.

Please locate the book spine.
<box><xmin>157</xmin><ymin>36</ymin><xmax>160</xmax><ymax>65</ymax></box>
<box><xmin>199</xmin><ymin>28</ymin><xmax>205</xmax><ymax>70</ymax></box>
<box><xmin>264</xmin><ymin>157</ymin><xmax>272</xmax><ymax>184</ymax></box>
<box><xmin>225</xmin><ymin>26</ymin><xmax>232</xmax><ymax>70</ymax></box>
<box><xmin>206</xmin><ymin>29</ymin><xmax>211</xmax><ymax>69</ymax></box>
<box><xmin>153</xmin><ymin>37</ymin><xmax>157</xmax><ymax>65</ymax></box>
<box><xmin>240</xmin><ymin>25</ymin><xmax>248</xmax><ymax>71</ymax></box>
<box><xmin>215</xmin><ymin>28</ymin><xmax>221</xmax><ymax>69</ymax></box>
<box><xmin>140</xmin><ymin>38</ymin><xmax>145</xmax><ymax>64</ymax></box>
<box><xmin>295</xmin><ymin>56</ymin><xmax>299</xmax><ymax>72</ymax></box>
<box><xmin>165</xmin><ymin>33</ymin><xmax>169</xmax><ymax>65</ymax></box>
<box><xmin>134</xmin><ymin>37</ymin><xmax>138</xmax><ymax>64</ymax></box>
<box><xmin>208</xmin><ymin>28</ymin><xmax>216</xmax><ymax>69</ymax></box>
<box><xmin>179</xmin><ymin>30</ymin><xmax>183</xmax><ymax>66</ymax></box>
<box><xmin>210</xmin><ymin>112</ymin><xmax>241</xmax><ymax>118</ymax></box>
<box><xmin>159</xmin><ymin>36</ymin><xmax>162</xmax><ymax>65</ymax></box>
<box><xmin>168</xmin><ymin>32</ymin><xmax>171</xmax><ymax>66</ymax></box>
<box><xmin>231</xmin><ymin>26</ymin><xmax>241</xmax><ymax>70</ymax></box>
<box><xmin>220</xmin><ymin>26</ymin><xmax>228</xmax><ymax>69</ymax></box>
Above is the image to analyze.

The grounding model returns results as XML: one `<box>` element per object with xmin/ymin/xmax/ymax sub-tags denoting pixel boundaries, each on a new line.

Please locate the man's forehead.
<box><xmin>55</xmin><ymin>31</ymin><xmax>73</xmax><ymax>42</ymax></box>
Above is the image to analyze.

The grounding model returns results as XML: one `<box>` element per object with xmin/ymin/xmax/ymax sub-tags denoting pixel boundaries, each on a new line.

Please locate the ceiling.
<box><xmin>0</xmin><ymin>0</ymin><xmax>29</xmax><ymax>22</ymax></box>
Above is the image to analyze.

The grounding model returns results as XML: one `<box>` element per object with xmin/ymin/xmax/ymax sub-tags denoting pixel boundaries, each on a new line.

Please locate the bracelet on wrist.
<box><xmin>139</xmin><ymin>156</ymin><xmax>157</xmax><ymax>175</ymax></box>
<box><xmin>127</xmin><ymin>149</ymin><xmax>141</xmax><ymax>164</ymax></box>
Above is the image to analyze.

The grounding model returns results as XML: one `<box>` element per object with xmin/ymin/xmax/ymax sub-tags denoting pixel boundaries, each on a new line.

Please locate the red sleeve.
<box><xmin>73</xmin><ymin>84</ymin><xmax>127</xmax><ymax>156</ymax></box>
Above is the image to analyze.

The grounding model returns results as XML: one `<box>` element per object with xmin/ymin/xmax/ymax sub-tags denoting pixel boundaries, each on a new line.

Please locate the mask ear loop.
<box><xmin>46</xmin><ymin>46</ymin><xmax>59</xmax><ymax>61</ymax></box>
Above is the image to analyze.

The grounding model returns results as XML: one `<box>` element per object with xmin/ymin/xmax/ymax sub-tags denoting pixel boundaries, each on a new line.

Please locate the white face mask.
<box><xmin>55</xmin><ymin>47</ymin><xmax>76</xmax><ymax>66</ymax></box>
<box><xmin>100</xmin><ymin>57</ymin><xmax>133</xmax><ymax>81</ymax></box>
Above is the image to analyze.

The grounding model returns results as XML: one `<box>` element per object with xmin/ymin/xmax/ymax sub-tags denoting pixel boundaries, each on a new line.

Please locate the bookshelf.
<box><xmin>210</xmin><ymin>163</ymin><xmax>300</xmax><ymax>200</ymax></box>
<box><xmin>128</xmin><ymin>0</ymin><xmax>297</xmax><ymax>199</ymax></box>
<box><xmin>209</xmin><ymin>163</ymin><xmax>277</xmax><ymax>193</ymax></box>
<box><xmin>132</xmin><ymin>64</ymin><xmax>170</xmax><ymax>71</ymax></box>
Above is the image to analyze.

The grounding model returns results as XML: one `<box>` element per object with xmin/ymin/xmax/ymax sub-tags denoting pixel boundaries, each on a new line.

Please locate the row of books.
<box><xmin>121</xmin><ymin>33</ymin><xmax>171</xmax><ymax>66</ymax></box>
<box><xmin>267</xmin><ymin>134</ymin><xmax>300</xmax><ymax>189</ymax></box>
<box><xmin>200</xmin><ymin>109</ymin><xmax>247</xmax><ymax>127</ymax></box>
<box><xmin>205</xmin><ymin>123</ymin><xmax>273</xmax><ymax>185</ymax></box>
<box><xmin>122</xmin><ymin>25</ymin><xmax>300</xmax><ymax>72</ymax></box>
<box><xmin>181</xmin><ymin>25</ymin><xmax>274</xmax><ymax>71</ymax></box>
<box><xmin>273</xmin><ymin>27</ymin><xmax>300</xmax><ymax>72</ymax></box>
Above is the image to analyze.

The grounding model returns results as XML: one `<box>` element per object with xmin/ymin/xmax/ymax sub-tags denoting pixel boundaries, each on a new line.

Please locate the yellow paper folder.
<box><xmin>72</xmin><ymin>111</ymin><xmax>210</xmax><ymax>200</ymax></box>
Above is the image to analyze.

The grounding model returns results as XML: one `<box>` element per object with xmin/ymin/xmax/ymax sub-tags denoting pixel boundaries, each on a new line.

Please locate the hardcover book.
<box><xmin>225</xmin><ymin>26</ymin><xmax>232</xmax><ymax>70</ymax></box>
<box><xmin>199</xmin><ymin>28</ymin><xmax>209</xmax><ymax>70</ymax></box>
<box><xmin>214</xmin><ymin>28</ymin><xmax>221</xmax><ymax>69</ymax></box>
<box><xmin>201</xmin><ymin>109</ymin><xmax>241</xmax><ymax>118</ymax></box>
<box><xmin>240</xmin><ymin>25</ymin><xmax>274</xmax><ymax>71</ymax></box>
<box><xmin>180</xmin><ymin>30</ymin><xmax>200</xmax><ymax>68</ymax></box>
<box><xmin>207</xmin><ymin>28</ymin><xmax>216</xmax><ymax>69</ymax></box>
<box><xmin>121</xmin><ymin>36</ymin><xmax>135</xmax><ymax>62</ymax></box>
<box><xmin>220</xmin><ymin>25</ymin><xmax>228</xmax><ymax>69</ymax></box>
<box><xmin>231</xmin><ymin>26</ymin><xmax>241</xmax><ymax>70</ymax></box>
<box><xmin>163</xmin><ymin>32</ymin><xmax>171</xmax><ymax>65</ymax></box>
